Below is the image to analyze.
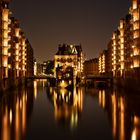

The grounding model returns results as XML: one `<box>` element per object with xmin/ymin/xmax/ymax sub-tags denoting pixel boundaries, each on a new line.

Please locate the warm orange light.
<box><xmin>2</xmin><ymin>9</ymin><xmax>9</xmax><ymax>22</ymax></box>
<box><xmin>121</xmin><ymin>63</ymin><xmax>124</xmax><ymax>69</ymax></box>
<box><xmin>3</xmin><ymin>57</ymin><xmax>8</xmax><ymax>67</ymax></box>
<box><xmin>3</xmin><ymin>48</ymin><xmax>8</xmax><ymax>55</ymax></box>
<box><xmin>134</xmin><ymin>32</ymin><xmax>139</xmax><ymax>39</ymax></box>
<box><xmin>134</xmin><ymin>60</ymin><xmax>139</xmax><ymax>67</ymax></box>
<box><xmin>133</xmin><ymin>11</ymin><xmax>139</xmax><ymax>22</ymax></box>
<box><xmin>15</xmin><ymin>44</ymin><xmax>19</xmax><ymax>49</ymax></box>
<box><xmin>120</xmin><ymin>97</ymin><xmax>125</xmax><ymax>140</ymax></box>
<box><xmin>16</xmin><ymin>50</ymin><xmax>19</xmax><ymax>55</ymax></box>
<box><xmin>134</xmin><ymin>48</ymin><xmax>139</xmax><ymax>56</ymax></box>
<box><xmin>134</xmin><ymin>22</ymin><xmax>139</xmax><ymax>30</ymax></box>
<box><xmin>3</xmin><ymin>22</ymin><xmax>8</xmax><ymax>29</ymax></box>
<box><xmin>9</xmin><ymin>109</ymin><xmax>12</xmax><ymax>124</ymax></box>
<box><xmin>133</xmin><ymin>0</ymin><xmax>138</xmax><ymax>10</ymax></box>
<box><xmin>131</xmin><ymin>129</ymin><xmax>136</xmax><ymax>140</ymax></box>
<box><xmin>3</xmin><ymin>30</ymin><xmax>8</xmax><ymax>38</ymax></box>
<box><xmin>3</xmin><ymin>39</ymin><xmax>8</xmax><ymax>47</ymax></box>
<box><xmin>112</xmin><ymin>94</ymin><xmax>117</xmax><ymax>138</ymax></box>
<box><xmin>15</xmin><ymin>28</ymin><xmax>20</xmax><ymax>37</ymax></box>
<box><xmin>120</xmin><ymin>38</ymin><xmax>124</xmax><ymax>43</ymax></box>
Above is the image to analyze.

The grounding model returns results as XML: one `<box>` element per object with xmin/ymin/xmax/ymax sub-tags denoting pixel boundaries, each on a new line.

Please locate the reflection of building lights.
<box><xmin>112</xmin><ymin>93</ymin><xmax>117</xmax><ymax>138</ymax></box>
<box><xmin>22</xmin><ymin>94</ymin><xmax>26</xmax><ymax>134</ymax></box>
<box><xmin>34</xmin><ymin>81</ymin><xmax>37</xmax><ymax>99</ymax></box>
<box><xmin>134</xmin><ymin>116</ymin><xmax>140</xmax><ymax>125</ymax></box>
<box><xmin>120</xmin><ymin>97</ymin><xmax>125</xmax><ymax>140</ymax></box>
<box><xmin>9</xmin><ymin>109</ymin><xmax>12</xmax><ymax>124</ymax></box>
<box><xmin>70</xmin><ymin>112</ymin><xmax>78</xmax><ymax>129</ymax></box>
<box><xmin>132</xmin><ymin>129</ymin><xmax>136</xmax><ymax>140</ymax></box>
<box><xmin>99</xmin><ymin>90</ymin><xmax>105</xmax><ymax>109</ymax></box>
<box><xmin>131</xmin><ymin>115</ymin><xmax>140</xmax><ymax>140</ymax></box>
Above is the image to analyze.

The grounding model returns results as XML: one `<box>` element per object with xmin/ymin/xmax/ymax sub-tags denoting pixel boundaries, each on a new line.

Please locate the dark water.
<box><xmin>0</xmin><ymin>80</ymin><xmax>140</xmax><ymax>140</ymax></box>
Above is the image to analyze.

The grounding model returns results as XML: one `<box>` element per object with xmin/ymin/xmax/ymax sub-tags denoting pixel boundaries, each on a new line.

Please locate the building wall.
<box><xmin>54</xmin><ymin>55</ymin><xmax>78</xmax><ymax>78</ymax></box>
<box><xmin>0</xmin><ymin>0</ymin><xmax>34</xmax><ymax>91</ymax></box>
<box><xmin>84</xmin><ymin>58</ymin><xmax>99</xmax><ymax>77</ymax></box>
<box><xmin>0</xmin><ymin>1</ymin><xmax>10</xmax><ymax>79</ymax></box>
<box><xmin>26</xmin><ymin>40</ymin><xmax>34</xmax><ymax>77</ymax></box>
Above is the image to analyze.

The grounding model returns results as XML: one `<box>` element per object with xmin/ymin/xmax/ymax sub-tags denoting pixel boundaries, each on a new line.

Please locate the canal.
<box><xmin>0</xmin><ymin>80</ymin><xmax>140</xmax><ymax>140</ymax></box>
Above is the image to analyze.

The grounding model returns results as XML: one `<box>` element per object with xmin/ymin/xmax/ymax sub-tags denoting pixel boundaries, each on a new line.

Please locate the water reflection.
<box><xmin>0</xmin><ymin>83</ymin><xmax>34</xmax><ymax>140</ymax></box>
<box><xmin>47</xmin><ymin>86</ymin><xmax>83</xmax><ymax>130</ymax></box>
<box><xmin>96</xmin><ymin>89</ymin><xmax>140</xmax><ymax>140</ymax></box>
<box><xmin>0</xmin><ymin>80</ymin><xmax>140</xmax><ymax>140</ymax></box>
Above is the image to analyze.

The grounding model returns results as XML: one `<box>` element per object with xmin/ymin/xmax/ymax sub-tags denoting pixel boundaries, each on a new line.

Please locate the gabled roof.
<box><xmin>56</xmin><ymin>44</ymin><xmax>82</xmax><ymax>55</ymax></box>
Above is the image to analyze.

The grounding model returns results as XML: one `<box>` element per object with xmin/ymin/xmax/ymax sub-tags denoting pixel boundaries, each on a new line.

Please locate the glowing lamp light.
<box><xmin>16</xmin><ymin>44</ymin><xmax>19</xmax><ymax>49</ymax></box>
<box><xmin>3</xmin><ymin>39</ymin><xmax>8</xmax><ymax>47</ymax></box>
<box><xmin>3</xmin><ymin>22</ymin><xmax>8</xmax><ymax>29</ymax></box>
<box><xmin>15</xmin><ymin>28</ymin><xmax>20</xmax><ymax>37</ymax></box>
<box><xmin>59</xmin><ymin>80</ymin><xmax>68</xmax><ymax>88</ymax></box>
<box><xmin>2</xmin><ymin>9</ymin><xmax>9</xmax><ymax>21</ymax></box>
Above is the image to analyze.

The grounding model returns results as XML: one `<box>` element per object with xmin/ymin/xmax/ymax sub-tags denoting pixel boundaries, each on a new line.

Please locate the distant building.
<box><xmin>54</xmin><ymin>44</ymin><xmax>84</xmax><ymax>77</ymax></box>
<box><xmin>45</xmin><ymin>60</ymin><xmax>54</xmax><ymax>75</ymax></box>
<box><xmin>84</xmin><ymin>58</ymin><xmax>99</xmax><ymax>77</ymax></box>
<box><xmin>99</xmin><ymin>50</ymin><xmax>108</xmax><ymax>75</ymax></box>
<box><xmin>34</xmin><ymin>61</ymin><xmax>43</xmax><ymax>76</ymax></box>
<box><xmin>42</xmin><ymin>61</ymin><xmax>48</xmax><ymax>75</ymax></box>
<box><xmin>34</xmin><ymin>60</ymin><xmax>37</xmax><ymax>76</ymax></box>
<box><xmin>54</xmin><ymin>44</ymin><xmax>84</xmax><ymax>86</ymax></box>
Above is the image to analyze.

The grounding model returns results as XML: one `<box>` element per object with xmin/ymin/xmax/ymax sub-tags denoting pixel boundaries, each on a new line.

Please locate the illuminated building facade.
<box><xmin>0</xmin><ymin>0</ymin><xmax>34</xmax><ymax>90</ymax></box>
<box><xmin>54</xmin><ymin>44</ymin><xmax>84</xmax><ymax>86</ymax></box>
<box><xmin>100</xmin><ymin>0</ymin><xmax>140</xmax><ymax>80</ymax></box>
<box><xmin>99</xmin><ymin>50</ymin><xmax>108</xmax><ymax>75</ymax></box>
<box><xmin>42</xmin><ymin>61</ymin><xmax>47</xmax><ymax>75</ymax></box>
<box><xmin>0</xmin><ymin>0</ymin><xmax>11</xmax><ymax>79</ymax></box>
<box><xmin>84</xmin><ymin>58</ymin><xmax>99</xmax><ymax>77</ymax></box>
<box><xmin>111</xmin><ymin>15</ymin><xmax>133</xmax><ymax>78</ymax></box>
<box><xmin>132</xmin><ymin>0</ymin><xmax>140</xmax><ymax>68</ymax></box>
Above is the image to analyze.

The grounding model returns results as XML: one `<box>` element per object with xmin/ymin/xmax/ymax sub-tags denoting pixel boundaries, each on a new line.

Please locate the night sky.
<box><xmin>10</xmin><ymin>0</ymin><xmax>131</xmax><ymax>62</ymax></box>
